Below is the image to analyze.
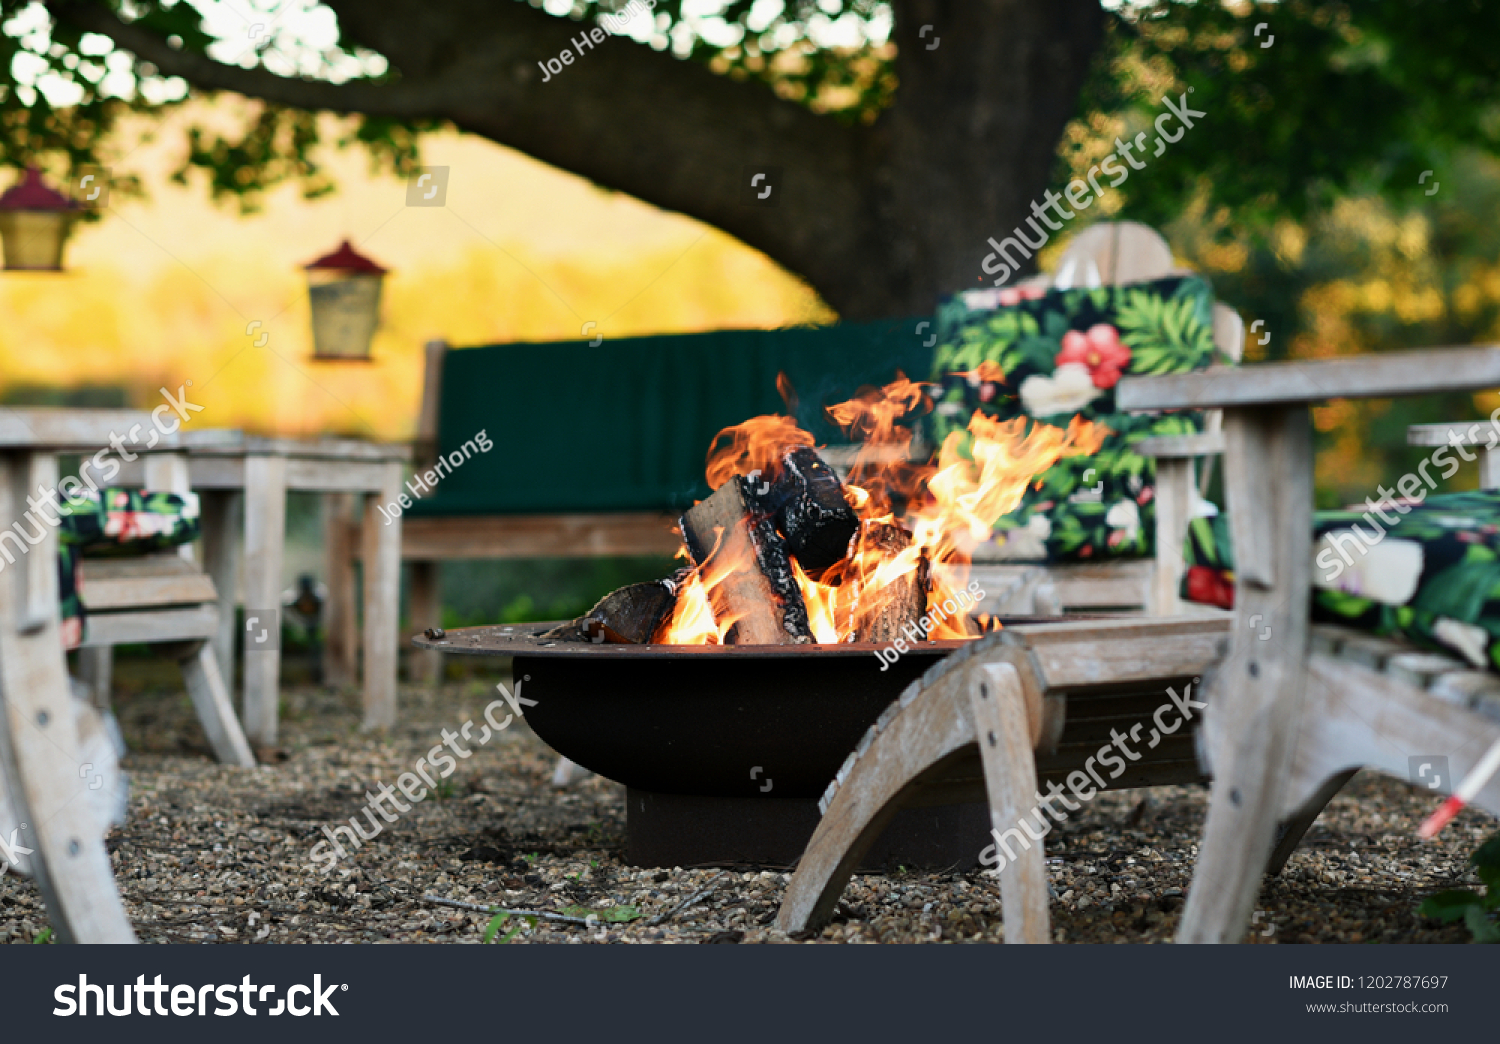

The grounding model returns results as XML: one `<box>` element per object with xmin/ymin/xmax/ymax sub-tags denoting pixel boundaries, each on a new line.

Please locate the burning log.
<box><xmin>755</xmin><ymin>446</ymin><xmax>860</xmax><ymax>574</ymax></box>
<box><xmin>851</xmin><ymin>521</ymin><xmax>929</xmax><ymax>645</ymax></box>
<box><xmin>542</xmin><ymin>580</ymin><xmax>677</xmax><ymax>644</ymax></box>
<box><xmin>681</xmin><ymin>476</ymin><xmax>813</xmax><ymax>645</ymax></box>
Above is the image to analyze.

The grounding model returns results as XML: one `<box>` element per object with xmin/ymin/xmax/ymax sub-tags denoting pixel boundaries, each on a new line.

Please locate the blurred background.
<box><xmin>3</xmin><ymin>0</ymin><xmax>1500</xmax><ymax>646</ymax></box>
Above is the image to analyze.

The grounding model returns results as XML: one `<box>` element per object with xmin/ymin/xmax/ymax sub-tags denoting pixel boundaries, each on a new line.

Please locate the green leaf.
<box><xmin>1464</xmin><ymin>904</ymin><xmax>1500</xmax><ymax>943</ymax></box>
<box><xmin>1418</xmin><ymin>890</ymin><xmax>1482</xmax><ymax>923</ymax></box>
<box><xmin>482</xmin><ymin>912</ymin><xmax>510</xmax><ymax>943</ymax></box>
<box><xmin>30</xmin><ymin>927</ymin><xmax>52</xmax><ymax>944</ymax></box>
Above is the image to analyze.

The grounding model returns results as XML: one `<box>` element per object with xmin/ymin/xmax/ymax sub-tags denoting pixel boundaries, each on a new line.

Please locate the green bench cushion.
<box><xmin>408</xmin><ymin>319</ymin><xmax>933</xmax><ymax>517</ymax></box>
<box><xmin>928</xmin><ymin>275</ymin><xmax>1222</xmax><ymax>561</ymax></box>
<box><xmin>1183</xmin><ymin>490</ymin><xmax>1500</xmax><ymax>673</ymax></box>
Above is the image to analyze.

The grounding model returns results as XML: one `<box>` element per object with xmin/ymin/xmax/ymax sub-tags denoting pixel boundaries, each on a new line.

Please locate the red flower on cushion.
<box><xmin>1186</xmin><ymin>565</ymin><xmax>1235</xmax><ymax>610</ymax></box>
<box><xmin>1056</xmin><ymin>323</ymin><xmax>1131</xmax><ymax>389</ymax></box>
<box><xmin>998</xmin><ymin>285</ymin><xmax>1047</xmax><ymax>307</ymax></box>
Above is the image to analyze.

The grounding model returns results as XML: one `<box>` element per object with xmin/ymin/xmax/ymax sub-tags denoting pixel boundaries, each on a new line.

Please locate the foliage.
<box><xmin>1067</xmin><ymin>0</ymin><xmax>1500</xmax><ymax>239</ymax></box>
<box><xmin>4</xmin><ymin>1</ymin><xmax>1499</xmax><ymax>233</ymax></box>
<box><xmin>1418</xmin><ymin>832</ymin><xmax>1500</xmax><ymax>942</ymax></box>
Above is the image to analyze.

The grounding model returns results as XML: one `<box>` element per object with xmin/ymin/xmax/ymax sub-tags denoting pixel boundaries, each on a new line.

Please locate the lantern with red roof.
<box><xmin>304</xmin><ymin>239</ymin><xmax>389</xmax><ymax>360</ymax></box>
<box><xmin>0</xmin><ymin>167</ymin><xmax>81</xmax><ymax>271</ymax></box>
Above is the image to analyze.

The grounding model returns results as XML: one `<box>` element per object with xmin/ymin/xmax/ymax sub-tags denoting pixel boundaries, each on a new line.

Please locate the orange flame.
<box><xmin>660</xmin><ymin>373</ymin><xmax>1110</xmax><ymax>645</ymax></box>
<box><xmin>704</xmin><ymin>414</ymin><xmax>813</xmax><ymax>492</ymax></box>
<box><xmin>655</xmin><ymin>527</ymin><xmax>748</xmax><ymax>644</ymax></box>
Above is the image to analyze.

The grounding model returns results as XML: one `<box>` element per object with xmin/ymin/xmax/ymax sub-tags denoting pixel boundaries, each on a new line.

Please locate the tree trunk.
<box><xmin>59</xmin><ymin>0</ymin><xmax>1103</xmax><ymax>319</ymax></box>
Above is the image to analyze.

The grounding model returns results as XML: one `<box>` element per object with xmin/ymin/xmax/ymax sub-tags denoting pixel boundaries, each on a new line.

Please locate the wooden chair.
<box><xmin>777</xmin><ymin>616</ymin><xmax>1229</xmax><ymax>941</ymax></box>
<box><xmin>967</xmin><ymin>221</ymin><xmax>1241</xmax><ymax>617</ymax></box>
<box><xmin>780</xmin><ymin>344</ymin><xmax>1500</xmax><ymax>943</ymax></box>
<box><xmin>74</xmin><ymin>450</ymin><xmax>254</xmax><ymax>767</ymax></box>
<box><xmin>1117</xmin><ymin>344</ymin><xmax>1500</xmax><ymax>942</ymax></box>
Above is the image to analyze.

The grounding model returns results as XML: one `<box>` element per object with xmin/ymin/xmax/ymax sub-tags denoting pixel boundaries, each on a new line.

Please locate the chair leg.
<box><xmin>76</xmin><ymin>645</ymin><xmax>113</xmax><ymax>711</ymax></box>
<box><xmin>321</xmin><ymin>492</ymin><xmax>357</xmax><ymax>689</ymax></box>
<box><xmin>177</xmin><ymin>642</ymin><xmax>256</xmax><ymax>768</ymax></box>
<box><xmin>968</xmin><ymin>661</ymin><xmax>1050</xmax><ymax>942</ymax></box>
<box><xmin>778</xmin><ymin>644</ymin><xmax>999</xmax><ymax>935</ymax></box>
<box><xmin>242</xmin><ymin>454</ymin><xmax>287</xmax><ymax>748</ymax></box>
<box><xmin>361</xmin><ymin>464</ymin><xmax>402</xmax><ymax>730</ymax></box>
<box><xmin>201</xmin><ymin>489</ymin><xmax>242</xmax><ymax>698</ymax></box>
<box><xmin>0</xmin><ymin>452</ymin><xmax>134</xmax><ymax>942</ymax></box>
<box><xmin>1178</xmin><ymin>407</ymin><xmax>1314</xmax><ymax>944</ymax></box>
<box><xmin>1266</xmin><ymin>767</ymin><xmax>1357</xmax><ymax>875</ymax></box>
<box><xmin>408</xmin><ymin>560</ymin><xmax>443</xmax><ymax>686</ymax></box>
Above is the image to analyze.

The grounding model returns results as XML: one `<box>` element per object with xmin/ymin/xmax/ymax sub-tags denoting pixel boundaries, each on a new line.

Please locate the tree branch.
<box><xmin>54</xmin><ymin>0</ymin><xmax>869</xmax><ymax>306</ymax></box>
<box><xmin>52</xmin><ymin>1</ymin><xmax>447</xmax><ymax>117</ymax></box>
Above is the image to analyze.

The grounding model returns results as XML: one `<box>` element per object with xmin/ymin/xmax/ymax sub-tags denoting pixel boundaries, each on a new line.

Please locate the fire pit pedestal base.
<box><xmin>625</xmin><ymin>789</ymin><xmax>991</xmax><ymax>871</ymax></box>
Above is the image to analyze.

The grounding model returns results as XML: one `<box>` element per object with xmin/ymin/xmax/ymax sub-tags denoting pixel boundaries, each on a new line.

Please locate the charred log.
<box><xmin>541</xmin><ymin>580</ymin><xmax>677</xmax><ymax>644</ymax></box>
<box><xmin>680</xmin><ymin>476</ymin><xmax>812</xmax><ymax>645</ymax></box>
<box><xmin>851</xmin><ymin>522</ymin><xmax>929</xmax><ymax>645</ymax></box>
<box><xmin>751</xmin><ymin>446</ymin><xmax>859</xmax><ymax>575</ymax></box>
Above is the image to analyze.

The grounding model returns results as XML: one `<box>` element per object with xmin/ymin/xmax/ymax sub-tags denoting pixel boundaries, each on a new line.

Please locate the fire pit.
<box><xmin>417</xmin><ymin>373</ymin><xmax>1113</xmax><ymax>867</ymax></box>
<box><xmin>413</xmin><ymin>621</ymin><xmax>1068</xmax><ymax>869</ymax></box>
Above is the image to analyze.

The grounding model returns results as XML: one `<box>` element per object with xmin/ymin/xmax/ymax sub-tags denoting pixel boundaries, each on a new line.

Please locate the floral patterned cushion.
<box><xmin>1183</xmin><ymin>490</ymin><xmax>1500</xmax><ymax>674</ymax></box>
<box><xmin>56</xmin><ymin>489</ymin><xmax>201</xmax><ymax>650</ymax></box>
<box><xmin>928</xmin><ymin>275</ymin><xmax>1223</xmax><ymax>561</ymax></box>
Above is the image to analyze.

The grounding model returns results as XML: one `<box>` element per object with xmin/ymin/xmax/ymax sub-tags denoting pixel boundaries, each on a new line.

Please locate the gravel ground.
<box><xmin>0</xmin><ymin>657</ymin><xmax>1490</xmax><ymax>944</ymax></box>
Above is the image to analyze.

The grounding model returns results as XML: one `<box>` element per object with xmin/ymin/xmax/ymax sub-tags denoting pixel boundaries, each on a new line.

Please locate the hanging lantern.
<box><xmin>304</xmin><ymin>239</ymin><xmax>389</xmax><ymax>360</ymax></box>
<box><xmin>0</xmin><ymin>167</ymin><xmax>80</xmax><ymax>271</ymax></box>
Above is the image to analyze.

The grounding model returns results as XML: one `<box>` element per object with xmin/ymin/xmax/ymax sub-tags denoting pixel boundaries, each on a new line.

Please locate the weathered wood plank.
<box><xmin>1119</xmin><ymin>345</ymin><xmax>1500</xmax><ymax>412</ymax></box>
<box><xmin>321</xmin><ymin>492</ymin><xmax>357</xmax><ymax>688</ymax></box>
<box><xmin>969</xmin><ymin>661</ymin><xmax>1050</xmax><ymax>943</ymax></box>
<box><xmin>0</xmin><ymin>450</ymin><xmax>135</xmax><ymax>942</ymax></box>
<box><xmin>1135</xmin><ymin>431</ymin><xmax>1226</xmax><ymax>458</ymax></box>
<box><xmin>373</xmin><ymin>513</ymin><xmax>682</xmax><ymax>560</ymax></box>
<box><xmin>80</xmin><ymin>605</ymin><xmax>218</xmax><ymax>646</ymax></box>
<box><xmin>79</xmin><ymin>569</ymin><xmax>217</xmax><ymax>610</ymax></box>
<box><xmin>177</xmin><ymin>642</ymin><xmax>255</xmax><ymax>767</ymax></box>
<box><xmin>362</xmin><ymin>462</ymin><xmax>404</xmax><ymax>729</ymax></box>
<box><xmin>1179</xmin><ymin>406</ymin><xmax>1314</xmax><ymax>944</ymax></box>
<box><xmin>241</xmin><ymin>454</ymin><xmax>287</xmax><ymax>747</ymax></box>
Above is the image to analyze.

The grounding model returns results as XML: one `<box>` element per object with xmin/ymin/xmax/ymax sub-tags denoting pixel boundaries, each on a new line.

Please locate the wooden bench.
<box><xmin>376</xmin><ymin>319</ymin><xmax>937</xmax><ymax>683</ymax></box>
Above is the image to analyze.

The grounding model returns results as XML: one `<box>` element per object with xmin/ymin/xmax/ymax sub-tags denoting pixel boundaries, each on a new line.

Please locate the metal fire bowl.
<box><xmin>414</xmin><ymin>620</ymin><xmax>1052</xmax><ymax>799</ymax></box>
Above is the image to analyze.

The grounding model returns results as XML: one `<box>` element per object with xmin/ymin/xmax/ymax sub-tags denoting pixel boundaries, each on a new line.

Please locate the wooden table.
<box><xmin>125</xmin><ymin>432</ymin><xmax>407</xmax><ymax>746</ymax></box>
<box><xmin>1117</xmin><ymin>343</ymin><xmax>1500</xmax><ymax>943</ymax></box>
<box><xmin>0</xmin><ymin>408</ymin><xmax>148</xmax><ymax>941</ymax></box>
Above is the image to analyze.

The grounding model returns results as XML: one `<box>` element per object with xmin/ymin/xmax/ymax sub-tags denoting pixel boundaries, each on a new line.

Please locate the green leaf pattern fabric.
<box><xmin>54</xmin><ymin>488</ymin><xmax>201</xmax><ymax>649</ymax></box>
<box><xmin>928</xmin><ymin>276</ymin><xmax>1221</xmax><ymax>561</ymax></box>
<box><xmin>1183</xmin><ymin>490</ymin><xmax>1500</xmax><ymax>675</ymax></box>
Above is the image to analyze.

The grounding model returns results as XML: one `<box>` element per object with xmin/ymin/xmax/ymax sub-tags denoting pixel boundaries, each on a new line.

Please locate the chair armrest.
<box><xmin>1407</xmin><ymin>421</ymin><xmax>1500</xmax><ymax>448</ymax></box>
<box><xmin>1135</xmin><ymin>431</ymin><xmax>1225</xmax><ymax>458</ymax></box>
<box><xmin>1118</xmin><ymin>345</ymin><xmax>1500</xmax><ymax>411</ymax></box>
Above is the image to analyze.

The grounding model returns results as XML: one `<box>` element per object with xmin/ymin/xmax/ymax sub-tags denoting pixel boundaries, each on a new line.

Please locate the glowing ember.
<box><xmin>656</xmin><ymin>373</ymin><xmax>1109</xmax><ymax>645</ymax></box>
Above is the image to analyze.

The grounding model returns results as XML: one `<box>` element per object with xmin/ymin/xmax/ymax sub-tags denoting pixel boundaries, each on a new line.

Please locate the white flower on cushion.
<box><xmin>1433</xmin><ymin>616</ymin><xmax>1490</xmax><ymax>669</ymax></box>
<box><xmin>1018</xmin><ymin>362</ymin><xmax>1101</xmax><ymax>418</ymax></box>
<box><xmin>1105</xmin><ymin>498</ymin><xmax>1140</xmax><ymax>540</ymax></box>
<box><xmin>1312</xmin><ymin>532</ymin><xmax>1423</xmax><ymax>606</ymax></box>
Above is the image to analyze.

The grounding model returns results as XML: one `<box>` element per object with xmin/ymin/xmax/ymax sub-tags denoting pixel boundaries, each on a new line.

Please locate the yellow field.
<box><xmin>0</xmin><ymin>101</ymin><xmax>833</xmax><ymax>439</ymax></box>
